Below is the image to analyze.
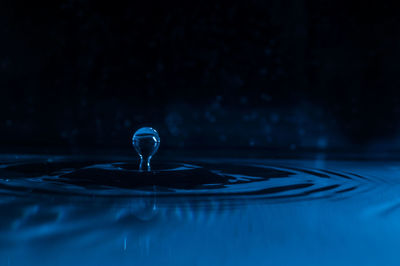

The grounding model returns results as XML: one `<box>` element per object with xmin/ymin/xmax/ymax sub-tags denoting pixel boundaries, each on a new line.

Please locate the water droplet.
<box><xmin>132</xmin><ymin>127</ymin><xmax>160</xmax><ymax>171</ymax></box>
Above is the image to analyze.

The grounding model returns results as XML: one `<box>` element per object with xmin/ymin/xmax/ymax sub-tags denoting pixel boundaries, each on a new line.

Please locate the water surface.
<box><xmin>0</xmin><ymin>154</ymin><xmax>399</xmax><ymax>266</ymax></box>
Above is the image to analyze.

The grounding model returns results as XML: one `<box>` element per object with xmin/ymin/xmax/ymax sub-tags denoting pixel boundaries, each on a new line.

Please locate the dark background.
<box><xmin>0</xmin><ymin>0</ymin><xmax>399</xmax><ymax>153</ymax></box>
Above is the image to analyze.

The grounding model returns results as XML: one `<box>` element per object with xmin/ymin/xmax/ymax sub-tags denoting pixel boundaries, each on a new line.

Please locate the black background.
<box><xmin>0</xmin><ymin>0</ymin><xmax>399</xmax><ymax>153</ymax></box>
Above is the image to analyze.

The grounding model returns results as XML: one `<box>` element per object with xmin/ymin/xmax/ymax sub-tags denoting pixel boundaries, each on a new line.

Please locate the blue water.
<box><xmin>0</xmin><ymin>154</ymin><xmax>400</xmax><ymax>265</ymax></box>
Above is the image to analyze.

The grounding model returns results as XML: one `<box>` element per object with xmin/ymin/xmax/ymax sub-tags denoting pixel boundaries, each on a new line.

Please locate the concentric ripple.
<box><xmin>0</xmin><ymin>155</ymin><xmax>374</xmax><ymax>201</ymax></box>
